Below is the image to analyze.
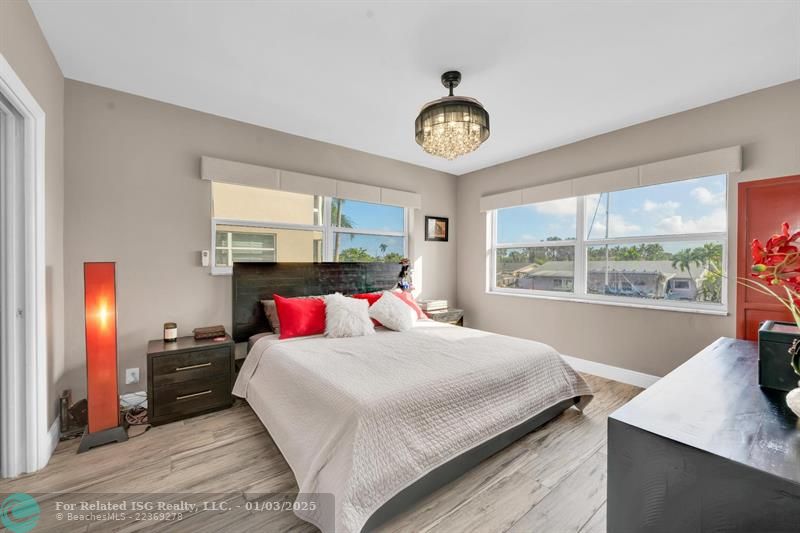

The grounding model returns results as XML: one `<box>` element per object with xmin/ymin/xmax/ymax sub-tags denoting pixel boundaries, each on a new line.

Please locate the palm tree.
<box><xmin>671</xmin><ymin>248</ymin><xmax>703</xmax><ymax>279</ymax></box>
<box><xmin>331</xmin><ymin>199</ymin><xmax>356</xmax><ymax>261</ymax></box>
<box><xmin>693</xmin><ymin>243</ymin><xmax>724</xmax><ymax>302</ymax></box>
<box><xmin>378</xmin><ymin>243</ymin><xmax>388</xmax><ymax>259</ymax></box>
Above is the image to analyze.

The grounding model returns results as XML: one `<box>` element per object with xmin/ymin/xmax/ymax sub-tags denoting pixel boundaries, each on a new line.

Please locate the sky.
<box><xmin>335</xmin><ymin>199</ymin><xmax>404</xmax><ymax>232</ymax></box>
<box><xmin>497</xmin><ymin>174</ymin><xmax>727</xmax><ymax>244</ymax></box>
<box><xmin>333</xmin><ymin>199</ymin><xmax>405</xmax><ymax>256</ymax></box>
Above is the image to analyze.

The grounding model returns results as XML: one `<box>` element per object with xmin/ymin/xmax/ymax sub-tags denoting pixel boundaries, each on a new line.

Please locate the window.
<box><xmin>211</xmin><ymin>183</ymin><xmax>407</xmax><ymax>274</ymax></box>
<box><xmin>490</xmin><ymin>174</ymin><xmax>728</xmax><ymax>313</ymax></box>
<box><xmin>215</xmin><ymin>225</ymin><xmax>277</xmax><ymax>266</ymax></box>
<box><xmin>328</xmin><ymin>198</ymin><xmax>406</xmax><ymax>263</ymax></box>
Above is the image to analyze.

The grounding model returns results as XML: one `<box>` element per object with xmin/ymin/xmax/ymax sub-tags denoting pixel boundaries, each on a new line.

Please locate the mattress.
<box><xmin>233</xmin><ymin>321</ymin><xmax>592</xmax><ymax>533</ymax></box>
<box><xmin>247</xmin><ymin>331</ymin><xmax>273</xmax><ymax>352</ymax></box>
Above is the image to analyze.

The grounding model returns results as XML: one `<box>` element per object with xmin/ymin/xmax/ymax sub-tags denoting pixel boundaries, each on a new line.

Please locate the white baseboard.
<box><xmin>40</xmin><ymin>416</ymin><xmax>60</xmax><ymax>467</ymax></box>
<box><xmin>561</xmin><ymin>354</ymin><xmax>660</xmax><ymax>389</ymax></box>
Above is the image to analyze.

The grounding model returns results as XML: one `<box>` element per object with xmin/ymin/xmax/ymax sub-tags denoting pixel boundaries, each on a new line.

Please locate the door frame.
<box><xmin>736</xmin><ymin>174</ymin><xmax>800</xmax><ymax>339</ymax></box>
<box><xmin>0</xmin><ymin>52</ymin><xmax>49</xmax><ymax>477</ymax></box>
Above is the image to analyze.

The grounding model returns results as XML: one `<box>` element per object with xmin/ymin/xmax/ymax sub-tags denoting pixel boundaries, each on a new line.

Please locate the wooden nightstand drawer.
<box><xmin>152</xmin><ymin>347</ymin><xmax>231</xmax><ymax>387</ymax></box>
<box><xmin>147</xmin><ymin>335</ymin><xmax>235</xmax><ymax>426</ymax></box>
<box><xmin>151</xmin><ymin>375</ymin><xmax>231</xmax><ymax>419</ymax></box>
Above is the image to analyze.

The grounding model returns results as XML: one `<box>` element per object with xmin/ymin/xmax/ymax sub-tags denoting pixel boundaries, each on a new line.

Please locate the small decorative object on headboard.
<box><xmin>397</xmin><ymin>258</ymin><xmax>413</xmax><ymax>292</ymax></box>
<box><xmin>232</xmin><ymin>262</ymin><xmax>402</xmax><ymax>343</ymax></box>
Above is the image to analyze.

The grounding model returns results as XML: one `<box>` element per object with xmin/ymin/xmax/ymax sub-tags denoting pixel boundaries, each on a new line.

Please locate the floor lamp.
<box><xmin>78</xmin><ymin>262</ymin><xmax>127</xmax><ymax>453</ymax></box>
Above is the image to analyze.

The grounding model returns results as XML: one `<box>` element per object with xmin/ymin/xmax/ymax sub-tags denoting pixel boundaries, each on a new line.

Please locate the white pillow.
<box><xmin>324</xmin><ymin>293</ymin><xmax>375</xmax><ymax>338</ymax></box>
<box><xmin>369</xmin><ymin>291</ymin><xmax>417</xmax><ymax>332</ymax></box>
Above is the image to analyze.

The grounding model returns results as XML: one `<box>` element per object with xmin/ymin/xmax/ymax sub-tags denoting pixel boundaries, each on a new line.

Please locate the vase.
<box><xmin>788</xmin><ymin>383</ymin><xmax>800</xmax><ymax>418</ymax></box>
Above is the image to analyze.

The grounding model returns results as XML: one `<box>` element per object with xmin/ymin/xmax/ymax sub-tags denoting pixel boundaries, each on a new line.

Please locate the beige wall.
<box><xmin>64</xmin><ymin>80</ymin><xmax>458</xmax><ymax>396</ymax></box>
<box><xmin>0</xmin><ymin>0</ymin><xmax>65</xmax><ymax>425</ymax></box>
<box><xmin>212</xmin><ymin>182</ymin><xmax>319</xmax><ymax>225</ymax></box>
<box><xmin>457</xmin><ymin>80</ymin><xmax>800</xmax><ymax>377</ymax></box>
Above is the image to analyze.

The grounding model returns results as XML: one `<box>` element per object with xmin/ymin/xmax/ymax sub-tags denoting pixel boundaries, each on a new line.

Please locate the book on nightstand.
<box><xmin>418</xmin><ymin>299</ymin><xmax>448</xmax><ymax>312</ymax></box>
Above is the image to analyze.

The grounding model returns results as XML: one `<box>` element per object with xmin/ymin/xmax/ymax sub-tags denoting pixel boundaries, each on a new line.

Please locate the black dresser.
<box><xmin>146</xmin><ymin>335</ymin><xmax>235</xmax><ymax>426</ymax></box>
<box><xmin>608</xmin><ymin>338</ymin><xmax>800</xmax><ymax>533</ymax></box>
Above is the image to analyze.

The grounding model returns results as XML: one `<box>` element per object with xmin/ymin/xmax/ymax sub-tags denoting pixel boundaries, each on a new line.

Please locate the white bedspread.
<box><xmin>233</xmin><ymin>321</ymin><xmax>592</xmax><ymax>533</ymax></box>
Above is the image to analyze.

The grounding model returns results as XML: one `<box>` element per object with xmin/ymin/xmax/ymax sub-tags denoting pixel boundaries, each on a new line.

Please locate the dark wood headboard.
<box><xmin>231</xmin><ymin>262</ymin><xmax>401</xmax><ymax>343</ymax></box>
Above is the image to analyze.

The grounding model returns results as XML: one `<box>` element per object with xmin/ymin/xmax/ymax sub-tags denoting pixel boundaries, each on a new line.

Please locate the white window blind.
<box><xmin>480</xmin><ymin>146</ymin><xmax>741</xmax><ymax>212</ymax></box>
<box><xmin>201</xmin><ymin>156</ymin><xmax>422</xmax><ymax>210</ymax></box>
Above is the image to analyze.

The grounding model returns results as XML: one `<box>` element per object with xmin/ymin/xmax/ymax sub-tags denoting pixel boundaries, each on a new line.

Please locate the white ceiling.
<box><xmin>30</xmin><ymin>1</ymin><xmax>800</xmax><ymax>176</ymax></box>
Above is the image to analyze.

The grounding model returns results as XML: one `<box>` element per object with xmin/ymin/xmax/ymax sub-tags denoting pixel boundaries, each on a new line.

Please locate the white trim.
<box><xmin>561</xmin><ymin>354</ymin><xmax>660</xmax><ymax>389</ymax></box>
<box><xmin>581</xmin><ymin>231</ymin><xmax>726</xmax><ymax>246</ymax></box>
<box><xmin>0</xmin><ymin>52</ymin><xmax>48</xmax><ymax>477</ymax></box>
<box><xmin>332</xmin><ymin>227</ymin><xmax>405</xmax><ymax>237</ymax></box>
<box><xmin>574</xmin><ymin>196</ymin><xmax>587</xmax><ymax>296</ymax></box>
<box><xmin>213</xmin><ymin>217</ymin><xmax>322</xmax><ymax>232</ymax></box>
<box><xmin>44</xmin><ymin>416</ymin><xmax>60</xmax><ymax>460</ymax></box>
<box><xmin>496</xmin><ymin>239</ymin><xmax>577</xmax><ymax>249</ymax></box>
<box><xmin>487</xmin><ymin>288</ymin><xmax>729</xmax><ymax>316</ymax></box>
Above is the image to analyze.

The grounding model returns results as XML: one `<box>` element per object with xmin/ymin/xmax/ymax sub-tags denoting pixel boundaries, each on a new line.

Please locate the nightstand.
<box><xmin>146</xmin><ymin>335</ymin><xmax>235</xmax><ymax>426</ymax></box>
<box><xmin>425</xmin><ymin>308</ymin><xmax>464</xmax><ymax>326</ymax></box>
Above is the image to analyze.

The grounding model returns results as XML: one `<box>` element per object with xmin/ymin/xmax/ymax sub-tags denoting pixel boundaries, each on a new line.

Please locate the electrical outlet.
<box><xmin>125</xmin><ymin>367</ymin><xmax>140</xmax><ymax>385</ymax></box>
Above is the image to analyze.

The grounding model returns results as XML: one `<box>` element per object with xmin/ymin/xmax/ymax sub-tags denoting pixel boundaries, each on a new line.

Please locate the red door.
<box><xmin>737</xmin><ymin>175</ymin><xmax>800</xmax><ymax>340</ymax></box>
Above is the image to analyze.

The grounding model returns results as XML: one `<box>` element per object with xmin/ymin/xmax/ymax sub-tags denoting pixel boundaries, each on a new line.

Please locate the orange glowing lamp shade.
<box><xmin>84</xmin><ymin>262</ymin><xmax>120</xmax><ymax>433</ymax></box>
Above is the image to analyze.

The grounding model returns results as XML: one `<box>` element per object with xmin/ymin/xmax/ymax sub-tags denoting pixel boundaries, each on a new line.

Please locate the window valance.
<box><xmin>479</xmin><ymin>146</ymin><xmax>741</xmax><ymax>212</ymax></box>
<box><xmin>201</xmin><ymin>156</ymin><xmax>422</xmax><ymax>210</ymax></box>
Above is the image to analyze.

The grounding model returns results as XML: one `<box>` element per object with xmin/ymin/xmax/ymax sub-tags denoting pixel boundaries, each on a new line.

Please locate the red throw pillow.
<box><xmin>272</xmin><ymin>294</ymin><xmax>326</xmax><ymax>339</ymax></box>
<box><xmin>351</xmin><ymin>292</ymin><xmax>383</xmax><ymax>326</ymax></box>
<box><xmin>351</xmin><ymin>292</ymin><xmax>382</xmax><ymax>305</ymax></box>
<box><xmin>392</xmin><ymin>290</ymin><xmax>426</xmax><ymax>319</ymax></box>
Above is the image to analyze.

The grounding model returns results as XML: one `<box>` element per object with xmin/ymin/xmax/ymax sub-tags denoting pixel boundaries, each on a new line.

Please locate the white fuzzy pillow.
<box><xmin>324</xmin><ymin>293</ymin><xmax>375</xmax><ymax>338</ymax></box>
<box><xmin>369</xmin><ymin>291</ymin><xmax>417</xmax><ymax>332</ymax></box>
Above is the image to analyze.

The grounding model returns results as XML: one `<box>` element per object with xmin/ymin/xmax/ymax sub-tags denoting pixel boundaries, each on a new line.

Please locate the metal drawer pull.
<box><xmin>176</xmin><ymin>390</ymin><xmax>212</xmax><ymax>401</ymax></box>
<box><xmin>175</xmin><ymin>362</ymin><xmax>212</xmax><ymax>372</ymax></box>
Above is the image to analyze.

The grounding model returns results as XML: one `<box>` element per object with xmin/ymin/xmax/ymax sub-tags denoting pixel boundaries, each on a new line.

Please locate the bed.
<box><xmin>231</xmin><ymin>263</ymin><xmax>593</xmax><ymax>533</ymax></box>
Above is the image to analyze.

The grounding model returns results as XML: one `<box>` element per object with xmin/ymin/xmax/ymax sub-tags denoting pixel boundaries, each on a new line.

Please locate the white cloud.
<box><xmin>657</xmin><ymin>208</ymin><xmax>727</xmax><ymax>233</ymax></box>
<box><xmin>643</xmin><ymin>199</ymin><xmax>680</xmax><ymax>213</ymax></box>
<box><xmin>591</xmin><ymin>221</ymin><xmax>606</xmax><ymax>235</ymax></box>
<box><xmin>609</xmin><ymin>214</ymin><xmax>641</xmax><ymax>236</ymax></box>
<box><xmin>531</xmin><ymin>197</ymin><xmax>577</xmax><ymax>216</ymax></box>
<box><xmin>690</xmin><ymin>186</ymin><xmax>724</xmax><ymax>206</ymax></box>
<box><xmin>591</xmin><ymin>214</ymin><xmax>641</xmax><ymax>237</ymax></box>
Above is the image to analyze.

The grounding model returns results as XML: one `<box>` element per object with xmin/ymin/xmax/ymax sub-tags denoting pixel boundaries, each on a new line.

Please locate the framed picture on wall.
<box><xmin>425</xmin><ymin>216</ymin><xmax>449</xmax><ymax>242</ymax></box>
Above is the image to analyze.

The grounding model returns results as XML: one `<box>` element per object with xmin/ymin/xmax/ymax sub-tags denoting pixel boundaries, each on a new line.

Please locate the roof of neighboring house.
<box><xmin>511</xmin><ymin>263</ymin><xmax>539</xmax><ymax>275</ymax></box>
<box><xmin>525</xmin><ymin>261</ymin><xmax>695</xmax><ymax>279</ymax></box>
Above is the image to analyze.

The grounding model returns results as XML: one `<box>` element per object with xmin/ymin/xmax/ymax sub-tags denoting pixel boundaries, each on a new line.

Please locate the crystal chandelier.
<box><xmin>415</xmin><ymin>71</ymin><xmax>490</xmax><ymax>160</ymax></box>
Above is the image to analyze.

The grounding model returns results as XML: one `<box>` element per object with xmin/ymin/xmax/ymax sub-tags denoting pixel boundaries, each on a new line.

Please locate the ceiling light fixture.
<box><xmin>415</xmin><ymin>71</ymin><xmax>490</xmax><ymax>160</ymax></box>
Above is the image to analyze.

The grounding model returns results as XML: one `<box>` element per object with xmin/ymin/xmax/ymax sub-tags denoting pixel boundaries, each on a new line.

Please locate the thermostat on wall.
<box><xmin>201</xmin><ymin>250</ymin><xmax>210</xmax><ymax>267</ymax></box>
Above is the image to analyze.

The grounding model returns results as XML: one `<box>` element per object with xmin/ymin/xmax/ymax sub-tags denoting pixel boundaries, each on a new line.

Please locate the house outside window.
<box><xmin>490</xmin><ymin>174</ymin><xmax>728</xmax><ymax>313</ymax></box>
<box><xmin>211</xmin><ymin>182</ymin><xmax>407</xmax><ymax>274</ymax></box>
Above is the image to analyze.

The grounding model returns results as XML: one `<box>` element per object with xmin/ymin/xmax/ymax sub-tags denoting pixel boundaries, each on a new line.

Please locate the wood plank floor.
<box><xmin>0</xmin><ymin>374</ymin><xmax>640</xmax><ymax>532</ymax></box>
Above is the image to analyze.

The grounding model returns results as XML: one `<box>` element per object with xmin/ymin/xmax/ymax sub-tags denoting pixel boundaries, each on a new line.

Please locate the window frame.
<box><xmin>488</xmin><ymin>179</ymin><xmax>729</xmax><ymax>315</ymax></box>
<box><xmin>211</xmin><ymin>198</ymin><xmax>408</xmax><ymax>275</ymax></box>
<box><xmin>214</xmin><ymin>226</ymin><xmax>277</xmax><ymax>267</ymax></box>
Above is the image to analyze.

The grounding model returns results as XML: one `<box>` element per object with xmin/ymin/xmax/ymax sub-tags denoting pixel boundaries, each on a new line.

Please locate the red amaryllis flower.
<box><xmin>752</xmin><ymin>222</ymin><xmax>800</xmax><ymax>293</ymax></box>
<box><xmin>751</xmin><ymin>239</ymin><xmax>766</xmax><ymax>263</ymax></box>
<box><xmin>764</xmin><ymin>222</ymin><xmax>800</xmax><ymax>251</ymax></box>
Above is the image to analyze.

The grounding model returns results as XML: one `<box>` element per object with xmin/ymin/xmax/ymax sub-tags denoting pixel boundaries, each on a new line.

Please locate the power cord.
<box><xmin>122</xmin><ymin>404</ymin><xmax>151</xmax><ymax>438</ymax></box>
